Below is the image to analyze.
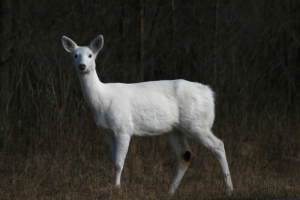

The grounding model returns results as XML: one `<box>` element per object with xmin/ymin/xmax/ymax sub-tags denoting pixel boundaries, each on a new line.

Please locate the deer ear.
<box><xmin>90</xmin><ymin>35</ymin><xmax>104</xmax><ymax>55</ymax></box>
<box><xmin>62</xmin><ymin>36</ymin><xmax>78</xmax><ymax>53</ymax></box>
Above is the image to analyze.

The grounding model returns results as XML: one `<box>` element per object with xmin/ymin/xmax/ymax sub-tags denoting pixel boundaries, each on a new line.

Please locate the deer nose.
<box><xmin>79</xmin><ymin>64</ymin><xmax>86</xmax><ymax>71</ymax></box>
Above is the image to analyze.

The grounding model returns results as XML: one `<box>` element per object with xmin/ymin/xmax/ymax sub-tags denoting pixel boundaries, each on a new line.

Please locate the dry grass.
<box><xmin>0</xmin><ymin>131</ymin><xmax>299</xmax><ymax>200</ymax></box>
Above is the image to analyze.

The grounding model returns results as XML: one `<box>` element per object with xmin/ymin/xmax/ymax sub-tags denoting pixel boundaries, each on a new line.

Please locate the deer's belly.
<box><xmin>131</xmin><ymin>102</ymin><xmax>179</xmax><ymax>136</ymax></box>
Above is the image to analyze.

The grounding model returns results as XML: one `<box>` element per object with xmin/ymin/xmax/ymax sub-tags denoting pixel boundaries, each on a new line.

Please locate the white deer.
<box><xmin>62</xmin><ymin>35</ymin><xmax>233</xmax><ymax>195</ymax></box>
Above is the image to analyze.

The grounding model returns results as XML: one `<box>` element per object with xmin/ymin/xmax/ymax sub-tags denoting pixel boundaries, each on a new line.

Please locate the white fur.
<box><xmin>62</xmin><ymin>35</ymin><xmax>233</xmax><ymax>195</ymax></box>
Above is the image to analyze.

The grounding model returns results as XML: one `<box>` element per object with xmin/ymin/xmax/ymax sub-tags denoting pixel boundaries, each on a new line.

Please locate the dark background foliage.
<box><xmin>0</xmin><ymin>0</ymin><xmax>299</xmax><ymax>199</ymax></box>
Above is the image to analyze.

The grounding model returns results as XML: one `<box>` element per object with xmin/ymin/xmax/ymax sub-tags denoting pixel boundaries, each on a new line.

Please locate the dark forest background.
<box><xmin>0</xmin><ymin>0</ymin><xmax>300</xmax><ymax>199</ymax></box>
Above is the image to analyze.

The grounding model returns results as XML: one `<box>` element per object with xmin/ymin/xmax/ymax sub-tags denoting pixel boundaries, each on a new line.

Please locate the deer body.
<box><xmin>62</xmin><ymin>35</ymin><xmax>233</xmax><ymax>195</ymax></box>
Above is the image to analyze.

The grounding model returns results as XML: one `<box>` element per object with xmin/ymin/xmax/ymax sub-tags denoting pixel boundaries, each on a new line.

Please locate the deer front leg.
<box><xmin>110</xmin><ymin>133</ymin><xmax>131</xmax><ymax>187</ymax></box>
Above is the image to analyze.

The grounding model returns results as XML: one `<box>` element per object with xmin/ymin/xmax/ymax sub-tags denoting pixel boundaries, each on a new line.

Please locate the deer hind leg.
<box><xmin>166</xmin><ymin>131</ymin><xmax>192</xmax><ymax>195</ymax></box>
<box><xmin>188</xmin><ymin>128</ymin><xmax>233</xmax><ymax>195</ymax></box>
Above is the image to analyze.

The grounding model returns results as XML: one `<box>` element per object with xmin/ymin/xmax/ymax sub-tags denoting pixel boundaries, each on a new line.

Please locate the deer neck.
<box><xmin>77</xmin><ymin>70</ymin><xmax>109</xmax><ymax>113</ymax></box>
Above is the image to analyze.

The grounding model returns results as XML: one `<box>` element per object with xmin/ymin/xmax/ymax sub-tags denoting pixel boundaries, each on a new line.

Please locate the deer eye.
<box><xmin>74</xmin><ymin>54</ymin><xmax>78</xmax><ymax>58</ymax></box>
<box><xmin>88</xmin><ymin>54</ymin><xmax>92</xmax><ymax>58</ymax></box>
